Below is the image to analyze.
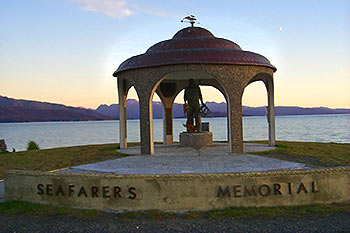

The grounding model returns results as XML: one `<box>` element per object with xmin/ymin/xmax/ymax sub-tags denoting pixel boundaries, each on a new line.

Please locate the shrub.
<box><xmin>27</xmin><ymin>141</ymin><xmax>40</xmax><ymax>151</ymax></box>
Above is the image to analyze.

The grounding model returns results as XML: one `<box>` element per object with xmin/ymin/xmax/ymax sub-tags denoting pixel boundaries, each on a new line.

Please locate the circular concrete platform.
<box><xmin>6</xmin><ymin>143</ymin><xmax>349</xmax><ymax>212</ymax></box>
<box><xmin>64</xmin><ymin>143</ymin><xmax>309</xmax><ymax>175</ymax></box>
<box><xmin>119</xmin><ymin>143</ymin><xmax>277</xmax><ymax>155</ymax></box>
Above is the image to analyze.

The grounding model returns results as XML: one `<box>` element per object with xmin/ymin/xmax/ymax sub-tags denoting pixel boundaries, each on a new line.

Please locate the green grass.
<box><xmin>0</xmin><ymin>143</ymin><xmax>140</xmax><ymax>180</ymax></box>
<box><xmin>252</xmin><ymin>141</ymin><xmax>350</xmax><ymax>167</ymax></box>
<box><xmin>1</xmin><ymin>141</ymin><xmax>349</xmax><ymax>180</ymax></box>
<box><xmin>0</xmin><ymin>201</ymin><xmax>100</xmax><ymax>219</ymax></box>
<box><xmin>194</xmin><ymin>203</ymin><xmax>350</xmax><ymax>219</ymax></box>
<box><xmin>1</xmin><ymin>201</ymin><xmax>349</xmax><ymax>220</ymax></box>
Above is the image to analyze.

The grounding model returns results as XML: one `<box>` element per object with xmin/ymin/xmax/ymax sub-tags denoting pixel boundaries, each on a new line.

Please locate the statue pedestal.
<box><xmin>179</xmin><ymin>132</ymin><xmax>213</xmax><ymax>150</ymax></box>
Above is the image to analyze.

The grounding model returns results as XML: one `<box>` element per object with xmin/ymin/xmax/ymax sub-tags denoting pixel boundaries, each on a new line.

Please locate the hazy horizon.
<box><xmin>2</xmin><ymin>94</ymin><xmax>350</xmax><ymax>110</ymax></box>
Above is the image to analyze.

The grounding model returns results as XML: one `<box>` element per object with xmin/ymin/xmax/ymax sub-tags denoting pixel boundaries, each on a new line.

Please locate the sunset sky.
<box><xmin>1</xmin><ymin>0</ymin><xmax>349</xmax><ymax>109</ymax></box>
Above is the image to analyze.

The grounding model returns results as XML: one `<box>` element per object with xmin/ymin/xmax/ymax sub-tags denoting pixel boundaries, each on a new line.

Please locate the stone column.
<box><xmin>157</xmin><ymin>82</ymin><xmax>179</xmax><ymax>145</ymax></box>
<box><xmin>162</xmin><ymin>98</ymin><xmax>174</xmax><ymax>144</ymax></box>
<box><xmin>210</xmin><ymin>67</ymin><xmax>245</xmax><ymax>154</ymax></box>
<box><xmin>117</xmin><ymin>78</ymin><xmax>127</xmax><ymax>149</ymax></box>
<box><xmin>228</xmin><ymin>95</ymin><xmax>244</xmax><ymax>153</ymax></box>
<box><xmin>138</xmin><ymin>91</ymin><xmax>154</xmax><ymax>155</ymax></box>
<box><xmin>266</xmin><ymin>77</ymin><xmax>276</xmax><ymax>146</ymax></box>
<box><xmin>227</xmin><ymin>98</ymin><xmax>231</xmax><ymax>148</ymax></box>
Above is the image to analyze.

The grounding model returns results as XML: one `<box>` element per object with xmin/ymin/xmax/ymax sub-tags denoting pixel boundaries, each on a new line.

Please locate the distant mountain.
<box><xmin>95</xmin><ymin>99</ymin><xmax>350</xmax><ymax>119</ymax></box>
<box><xmin>0</xmin><ymin>96</ymin><xmax>112</xmax><ymax>123</ymax></box>
<box><xmin>1</xmin><ymin>95</ymin><xmax>349</xmax><ymax>123</ymax></box>
<box><xmin>96</xmin><ymin>99</ymin><xmax>166</xmax><ymax>119</ymax></box>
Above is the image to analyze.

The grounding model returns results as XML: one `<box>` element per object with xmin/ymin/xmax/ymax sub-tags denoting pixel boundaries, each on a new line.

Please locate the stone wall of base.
<box><xmin>5</xmin><ymin>167</ymin><xmax>350</xmax><ymax>211</ymax></box>
<box><xmin>179</xmin><ymin>132</ymin><xmax>213</xmax><ymax>150</ymax></box>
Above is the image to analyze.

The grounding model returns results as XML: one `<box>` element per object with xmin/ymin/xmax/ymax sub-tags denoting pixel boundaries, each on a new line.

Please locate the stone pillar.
<box><xmin>228</xmin><ymin>95</ymin><xmax>244</xmax><ymax>153</ymax></box>
<box><xmin>138</xmin><ymin>91</ymin><xmax>154</xmax><ymax>155</ymax></box>
<box><xmin>117</xmin><ymin>78</ymin><xmax>127</xmax><ymax>149</ymax></box>
<box><xmin>158</xmin><ymin>82</ymin><xmax>178</xmax><ymax>145</ymax></box>
<box><xmin>213</xmin><ymin>71</ymin><xmax>244</xmax><ymax>154</ymax></box>
<box><xmin>227</xmin><ymin>99</ymin><xmax>231</xmax><ymax>148</ymax></box>
<box><xmin>162</xmin><ymin>98</ymin><xmax>174</xmax><ymax>144</ymax></box>
<box><xmin>266</xmin><ymin>77</ymin><xmax>276</xmax><ymax>146</ymax></box>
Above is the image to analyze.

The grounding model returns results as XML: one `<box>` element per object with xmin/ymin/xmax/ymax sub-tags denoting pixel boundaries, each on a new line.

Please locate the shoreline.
<box><xmin>1</xmin><ymin>112</ymin><xmax>349</xmax><ymax>124</ymax></box>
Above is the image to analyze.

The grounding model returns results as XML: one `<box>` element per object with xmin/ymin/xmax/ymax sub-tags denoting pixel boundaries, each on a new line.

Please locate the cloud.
<box><xmin>68</xmin><ymin>0</ymin><xmax>134</xmax><ymax>19</ymax></box>
<box><xmin>68</xmin><ymin>0</ymin><xmax>180</xmax><ymax>19</ymax></box>
<box><xmin>131</xmin><ymin>3</ymin><xmax>180</xmax><ymax>18</ymax></box>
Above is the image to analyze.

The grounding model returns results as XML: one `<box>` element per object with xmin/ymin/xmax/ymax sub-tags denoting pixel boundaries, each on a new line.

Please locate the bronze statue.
<box><xmin>184</xmin><ymin>79</ymin><xmax>203</xmax><ymax>132</ymax></box>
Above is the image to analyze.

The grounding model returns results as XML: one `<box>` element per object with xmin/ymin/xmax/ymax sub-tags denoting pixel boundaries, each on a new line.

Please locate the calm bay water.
<box><xmin>0</xmin><ymin>114</ymin><xmax>349</xmax><ymax>151</ymax></box>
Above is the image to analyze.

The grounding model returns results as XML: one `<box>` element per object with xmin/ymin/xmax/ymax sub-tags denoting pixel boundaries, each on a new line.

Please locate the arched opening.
<box><xmin>118</xmin><ymin>80</ymin><xmax>165</xmax><ymax>152</ymax></box>
<box><xmin>125</xmin><ymin>86</ymin><xmax>140</xmax><ymax>143</ymax></box>
<box><xmin>173</xmin><ymin>85</ymin><xmax>228</xmax><ymax>143</ymax></box>
<box><xmin>241</xmin><ymin>73</ymin><xmax>275</xmax><ymax>146</ymax></box>
<box><xmin>150</xmin><ymin>91</ymin><xmax>164</xmax><ymax>143</ymax></box>
<box><xmin>149</xmin><ymin>70</ymin><xmax>230</xmax><ymax>149</ymax></box>
<box><xmin>242</xmin><ymin>80</ymin><xmax>268</xmax><ymax>141</ymax></box>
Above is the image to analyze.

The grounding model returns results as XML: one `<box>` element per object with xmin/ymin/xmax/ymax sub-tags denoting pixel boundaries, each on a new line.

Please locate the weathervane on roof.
<box><xmin>181</xmin><ymin>15</ymin><xmax>198</xmax><ymax>27</ymax></box>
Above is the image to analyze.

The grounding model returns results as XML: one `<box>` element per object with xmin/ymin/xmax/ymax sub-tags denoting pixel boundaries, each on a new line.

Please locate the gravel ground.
<box><xmin>1</xmin><ymin>212</ymin><xmax>350</xmax><ymax>233</ymax></box>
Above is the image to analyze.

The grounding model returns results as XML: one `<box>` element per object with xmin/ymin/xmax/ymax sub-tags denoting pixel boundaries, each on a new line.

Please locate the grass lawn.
<box><xmin>1</xmin><ymin>141</ymin><xmax>349</xmax><ymax>180</ymax></box>
<box><xmin>253</xmin><ymin>141</ymin><xmax>350</xmax><ymax>167</ymax></box>
<box><xmin>0</xmin><ymin>200</ymin><xmax>349</xmax><ymax>220</ymax></box>
<box><xmin>0</xmin><ymin>143</ymin><xmax>138</xmax><ymax>180</ymax></box>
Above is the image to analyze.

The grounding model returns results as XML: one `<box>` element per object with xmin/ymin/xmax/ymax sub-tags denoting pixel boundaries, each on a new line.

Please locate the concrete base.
<box><xmin>179</xmin><ymin>132</ymin><xmax>213</xmax><ymax>150</ymax></box>
<box><xmin>119</xmin><ymin>143</ymin><xmax>276</xmax><ymax>156</ymax></box>
<box><xmin>65</xmin><ymin>154</ymin><xmax>307</xmax><ymax>175</ymax></box>
<box><xmin>5</xmin><ymin>167</ymin><xmax>350</xmax><ymax>211</ymax></box>
<box><xmin>65</xmin><ymin>145</ymin><xmax>306</xmax><ymax>175</ymax></box>
<box><xmin>4</xmin><ymin>143</ymin><xmax>350</xmax><ymax>212</ymax></box>
<box><xmin>164</xmin><ymin>135</ymin><xmax>173</xmax><ymax>144</ymax></box>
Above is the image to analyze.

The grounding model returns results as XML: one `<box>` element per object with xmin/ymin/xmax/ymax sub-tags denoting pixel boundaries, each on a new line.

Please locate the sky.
<box><xmin>1</xmin><ymin>0</ymin><xmax>349</xmax><ymax>109</ymax></box>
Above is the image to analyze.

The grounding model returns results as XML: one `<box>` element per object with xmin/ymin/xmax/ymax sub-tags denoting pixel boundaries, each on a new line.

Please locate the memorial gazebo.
<box><xmin>113</xmin><ymin>26</ymin><xmax>277</xmax><ymax>155</ymax></box>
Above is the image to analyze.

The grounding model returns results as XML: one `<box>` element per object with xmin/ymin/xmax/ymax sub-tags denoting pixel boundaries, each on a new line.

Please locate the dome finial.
<box><xmin>181</xmin><ymin>15</ymin><xmax>197</xmax><ymax>27</ymax></box>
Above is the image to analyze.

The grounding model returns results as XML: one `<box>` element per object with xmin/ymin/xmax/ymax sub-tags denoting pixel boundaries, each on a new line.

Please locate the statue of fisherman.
<box><xmin>184</xmin><ymin>79</ymin><xmax>203</xmax><ymax>132</ymax></box>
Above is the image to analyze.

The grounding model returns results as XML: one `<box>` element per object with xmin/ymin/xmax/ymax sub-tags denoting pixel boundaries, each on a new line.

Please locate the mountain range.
<box><xmin>1</xmin><ymin>95</ymin><xmax>349</xmax><ymax>123</ymax></box>
<box><xmin>0</xmin><ymin>95</ymin><xmax>112</xmax><ymax>123</ymax></box>
<box><xmin>96</xmin><ymin>99</ymin><xmax>350</xmax><ymax>119</ymax></box>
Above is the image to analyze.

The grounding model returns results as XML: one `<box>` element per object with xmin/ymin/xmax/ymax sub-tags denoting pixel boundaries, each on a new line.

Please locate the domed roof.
<box><xmin>113</xmin><ymin>27</ymin><xmax>276</xmax><ymax>76</ymax></box>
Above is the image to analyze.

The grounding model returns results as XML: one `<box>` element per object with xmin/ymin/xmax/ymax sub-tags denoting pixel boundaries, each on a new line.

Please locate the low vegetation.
<box><xmin>0</xmin><ymin>143</ymin><xmax>138</xmax><ymax>180</ymax></box>
<box><xmin>26</xmin><ymin>140</ymin><xmax>40</xmax><ymax>151</ymax></box>
<box><xmin>0</xmin><ymin>201</ymin><xmax>349</xmax><ymax>220</ymax></box>
<box><xmin>189</xmin><ymin>203</ymin><xmax>350</xmax><ymax>220</ymax></box>
<box><xmin>252</xmin><ymin>141</ymin><xmax>350</xmax><ymax>167</ymax></box>
<box><xmin>0</xmin><ymin>201</ymin><xmax>99</xmax><ymax>219</ymax></box>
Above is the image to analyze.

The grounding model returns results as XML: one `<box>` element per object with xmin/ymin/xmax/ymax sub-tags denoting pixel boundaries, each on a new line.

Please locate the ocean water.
<box><xmin>0</xmin><ymin>114</ymin><xmax>349</xmax><ymax>151</ymax></box>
